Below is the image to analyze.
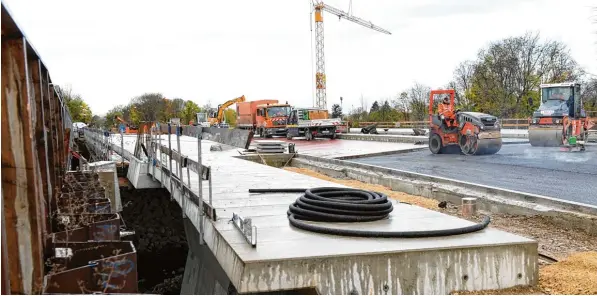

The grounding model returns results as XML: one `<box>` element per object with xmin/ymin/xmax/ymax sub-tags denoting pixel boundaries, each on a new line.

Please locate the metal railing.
<box><xmin>84</xmin><ymin>123</ymin><xmax>217</xmax><ymax>246</ymax></box>
<box><xmin>355</xmin><ymin>117</ymin><xmax>597</xmax><ymax>130</ymax></box>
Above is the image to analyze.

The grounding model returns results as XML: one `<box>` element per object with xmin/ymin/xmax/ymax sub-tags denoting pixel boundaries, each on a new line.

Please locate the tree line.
<box><xmin>62</xmin><ymin>90</ymin><xmax>238</xmax><ymax>129</ymax></box>
<box><xmin>340</xmin><ymin>32</ymin><xmax>597</xmax><ymax>126</ymax></box>
<box><xmin>64</xmin><ymin>32</ymin><xmax>597</xmax><ymax>128</ymax></box>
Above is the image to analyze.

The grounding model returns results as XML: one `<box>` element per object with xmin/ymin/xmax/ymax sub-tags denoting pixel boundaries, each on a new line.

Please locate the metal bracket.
<box><xmin>232</xmin><ymin>213</ymin><xmax>257</xmax><ymax>247</ymax></box>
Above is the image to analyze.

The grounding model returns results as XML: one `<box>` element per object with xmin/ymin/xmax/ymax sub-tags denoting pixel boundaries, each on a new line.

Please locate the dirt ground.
<box><xmin>284</xmin><ymin>167</ymin><xmax>597</xmax><ymax>295</ymax></box>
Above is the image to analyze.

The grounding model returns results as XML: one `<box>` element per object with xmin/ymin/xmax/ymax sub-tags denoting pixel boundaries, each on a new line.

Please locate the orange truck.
<box><xmin>236</xmin><ymin>100</ymin><xmax>291</xmax><ymax>138</ymax></box>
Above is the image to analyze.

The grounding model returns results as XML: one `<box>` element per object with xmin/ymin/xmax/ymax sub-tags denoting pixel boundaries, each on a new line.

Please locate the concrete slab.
<box><xmin>251</xmin><ymin>137</ymin><xmax>424</xmax><ymax>159</ymax></box>
<box><xmin>106</xmin><ymin>133</ymin><xmax>538</xmax><ymax>294</ymax></box>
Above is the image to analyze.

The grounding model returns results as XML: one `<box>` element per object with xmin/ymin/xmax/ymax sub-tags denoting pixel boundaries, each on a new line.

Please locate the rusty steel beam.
<box><xmin>49</xmin><ymin>85</ymin><xmax>62</xmax><ymax>193</ymax></box>
<box><xmin>1</xmin><ymin>36</ymin><xmax>45</xmax><ymax>294</ymax></box>
<box><xmin>2</xmin><ymin>187</ymin><xmax>11</xmax><ymax>294</ymax></box>
<box><xmin>39</xmin><ymin>62</ymin><xmax>53</xmax><ymax>220</ymax></box>
<box><xmin>28</xmin><ymin>51</ymin><xmax>49</xmax><ymax>240</ymax></box>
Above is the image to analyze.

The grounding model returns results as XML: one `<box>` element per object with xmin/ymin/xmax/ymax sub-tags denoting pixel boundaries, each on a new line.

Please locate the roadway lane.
<box><xmin>352</xmin><ymin>144</ymin><xmax>597</xmax><ymax>206</ymax></box>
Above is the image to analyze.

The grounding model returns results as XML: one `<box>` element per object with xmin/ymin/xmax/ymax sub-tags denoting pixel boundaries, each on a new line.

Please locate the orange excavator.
<box><xmin>208</xmin><ymin>95</ymin><xmax>246</xmax><ymax>127</ymax></box>
<box><xmin>114</xmin><ymin>115</ymin><xmax>138</xmax><ymax>134</ymax></box>
<box><xmin>428</xmin><ymin>89</ymin><xmax>503</xmax><ymax>155</ymax></box>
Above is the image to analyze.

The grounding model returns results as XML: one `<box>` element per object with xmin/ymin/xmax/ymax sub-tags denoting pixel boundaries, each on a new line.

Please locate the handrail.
<box><xmin>355</xmin><ymin>117</ymin><xmax>597</xmax><ymax>129</ymax></box>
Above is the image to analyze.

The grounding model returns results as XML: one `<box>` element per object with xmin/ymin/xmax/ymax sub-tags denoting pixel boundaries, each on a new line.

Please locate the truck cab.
<box><xmin>286</xmin><ymin>107</ymin><xmax>340</xmax><ymax>140</ymax></box>
<box><xmin>255</xmin><ymin>103</ymin><xmax>291</xmax><ymax>137</ymax></box>
<box><xmin>195</xmin><ymin>112</ymin><xmax>211</xmax><ymax>127</ymax></box>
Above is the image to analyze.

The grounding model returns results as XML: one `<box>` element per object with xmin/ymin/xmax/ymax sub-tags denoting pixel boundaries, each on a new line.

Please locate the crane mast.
<box><xmin>312</xmin><ymin>1</ymin><xmax>391</xmax><ymax>110</ymax></box>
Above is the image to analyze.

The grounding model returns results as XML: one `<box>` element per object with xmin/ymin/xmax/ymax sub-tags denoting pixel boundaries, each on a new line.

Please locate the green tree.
<box><xmin>331</xmin><ymin>104</ymin><xmax>343</xmax><ymax>118</ymax></box>
<box><xmin>104</xmin><ymin>105</ymin><xmax>124</xmax><ymax>129</ymax></box>
<box><xmin>171</xmin><ymin>98</ymin><xmax>186</xmax><ymax>118</ymax></box>
<box><xmin>181</xmin><ymin>100</ymin><xmax>201</xmax><ymax>124</ymax></box>
<box><xmin>223</xmin><ymin>108</ymin><xmax>237</xmax><ymax>126</ymax></box>
<box><xmin>57</xmin><ymin>85</ymin><xmax>93</xmax><ymax>123</ymax></box>
<box><xmin>370</xmin><ymin>101</ymin><xmax>380</xmax><ymax>113</ymax></box>
<box><xmin>66</xmin><ymin>98</ymin><xmax>93</xmax><ymax>123</ymax></box>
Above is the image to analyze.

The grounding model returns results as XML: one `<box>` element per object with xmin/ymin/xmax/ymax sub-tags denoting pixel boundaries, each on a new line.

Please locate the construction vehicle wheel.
<box><xmin>305</xmin><ymin>131</ymin><xmax>313</xmax><ymax>141</ymax></box>
<box><xmin>459</xmin><ymin>134</ymin><xmax>479</xmax><ymax>155</ymax></box>
<box><xmin>429</xmin><ymin>133</ymin><xmax>443</xmax><ymax>154</ymax></box>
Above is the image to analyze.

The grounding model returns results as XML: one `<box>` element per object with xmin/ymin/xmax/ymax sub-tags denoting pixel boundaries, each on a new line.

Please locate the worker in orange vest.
<box><xmin>438</xmin><ymin>96</ymin><xmax>456</xmax><ymax>128</ymax></box>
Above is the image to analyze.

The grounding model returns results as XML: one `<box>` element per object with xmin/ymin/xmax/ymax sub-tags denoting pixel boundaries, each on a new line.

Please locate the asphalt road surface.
<box><xmin>352</xmin><ymin>144</ymin><xmax>597</xmax><ymax>206</ymax></box>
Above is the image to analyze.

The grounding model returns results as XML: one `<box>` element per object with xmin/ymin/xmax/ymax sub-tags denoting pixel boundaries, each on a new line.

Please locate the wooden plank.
<box><xmin>1</xmin><ymin>37</ymin><xmax>44</xmax><ymax>294</ymax></box>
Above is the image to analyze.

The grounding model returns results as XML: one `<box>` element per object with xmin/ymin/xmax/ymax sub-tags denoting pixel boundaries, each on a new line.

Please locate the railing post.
<box><xmin>176</xmin><ymin>124</ymin><xmax>186</xmax><ymax>218</ymax></box>
<box><xmin>197</xmin><ymin>127</ymin><xmax>204</xmax><ymax>245</ymax></box>
<box><xmin>158</xmin><ymin>123</ymin><xmax>164</xmax><ymax>188</ymax></box>
<box><xmin>151</xmin><ymin>125</ymin><xmax>156</xmax><ymax>181</ymax></box>
<box><xmin>168</xmin><ymin>123</ymin><xmax>173</xmax><ymax>197</ymax></box>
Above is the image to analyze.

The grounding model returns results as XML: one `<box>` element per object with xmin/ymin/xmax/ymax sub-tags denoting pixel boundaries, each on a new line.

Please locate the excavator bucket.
<box><xmin>528</xmin><ymin>126</ymin><xmax>563</xmax><ymax>147</ymax></box>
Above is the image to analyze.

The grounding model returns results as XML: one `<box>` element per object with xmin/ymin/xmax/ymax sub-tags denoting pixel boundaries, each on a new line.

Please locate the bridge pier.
<box><xmin>181</xmin><ymin>218</ymin><xmax>234</xmax><ymax>295</ymax></box>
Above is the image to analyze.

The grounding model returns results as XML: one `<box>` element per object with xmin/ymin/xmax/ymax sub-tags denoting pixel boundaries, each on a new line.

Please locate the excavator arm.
<box><xmin>215</xmin><ymin>95</ymin><xmax>245</xmax><ymax>124</ymax></box>
<box><xmin>115</xmin><ymin>115</ymin><xmax>126</xmax><ymax>124</ymax></box>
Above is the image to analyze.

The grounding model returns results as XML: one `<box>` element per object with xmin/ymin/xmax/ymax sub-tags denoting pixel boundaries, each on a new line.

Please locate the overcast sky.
<box><xmin>4</xmin><ymin>0</ymin><xmax>597</xmax><ymax>115</ymax></box>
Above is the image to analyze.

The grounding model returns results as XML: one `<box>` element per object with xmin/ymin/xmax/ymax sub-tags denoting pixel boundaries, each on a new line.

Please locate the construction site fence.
<box><xmin>354</xmin><ymin>117</ymin><xmax>597</xmax><ymax>130</ymax></box>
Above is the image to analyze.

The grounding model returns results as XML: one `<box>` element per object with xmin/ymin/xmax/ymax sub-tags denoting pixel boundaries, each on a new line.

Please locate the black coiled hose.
<box><xmin>248</xmin><ymin>187</ymin><xmax>491</xmax><ymax>238</ymax></box>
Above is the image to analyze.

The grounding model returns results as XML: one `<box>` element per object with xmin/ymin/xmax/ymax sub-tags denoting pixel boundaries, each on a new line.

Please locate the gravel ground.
<box><xmin>120</xmin><ymin>188</ymin><xmax>188</xmax><ymax>294</ymax></box>
<box><xmin>284</xmin><ymin>167</ymin><xmax>597</xmax><ymax>295</ymax></box>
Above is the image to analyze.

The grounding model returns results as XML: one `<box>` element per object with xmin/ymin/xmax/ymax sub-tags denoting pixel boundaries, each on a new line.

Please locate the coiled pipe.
<box><xmin>248</xmin><ymin>187</ymin><xmax>491</xmax><ymax>238</ymax></box>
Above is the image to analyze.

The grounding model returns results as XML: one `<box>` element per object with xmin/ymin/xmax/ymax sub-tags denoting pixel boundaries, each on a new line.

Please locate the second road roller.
<box><xmin>428</xmin><ymin>89</ymin><xmax>502</xmax><ymax>155</ymax></box>
<box><xmin>528</xmin><ymin>82</ymin><xmax>594</xmax><ymax>151</ymax></box>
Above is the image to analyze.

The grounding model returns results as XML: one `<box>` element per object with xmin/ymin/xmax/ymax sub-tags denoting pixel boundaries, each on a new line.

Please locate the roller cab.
<box><xmin>529</xmin><ymin>82</ymin><xmax>592</xmax><ymax>151</ymax></box>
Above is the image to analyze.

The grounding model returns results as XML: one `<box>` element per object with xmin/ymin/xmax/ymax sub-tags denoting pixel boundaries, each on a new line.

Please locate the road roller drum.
<box><xmin>528</xmin><ymin>127</ymin><xmax>563</xmax><ymax>147</ymax></box>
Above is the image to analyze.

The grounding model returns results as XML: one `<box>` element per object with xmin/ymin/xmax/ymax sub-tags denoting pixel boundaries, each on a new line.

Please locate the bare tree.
<box><xmin>469</xmin><ymin>31</ymin><xmax>580</xmax><ymax>117</ymax></box>
<box><xmin>130</xmin><ymin>93</ymin><xmax>164</xmax><ymax>121</ymax></box>
<box><xmin>581</xmin><ymin>77</ymin><xmax>597</xmax><ymax>113</ymax></box>
<box><xmin>451</xmin><ymin>60</ymin><xmax>475</xmax><ymax>108</ymax></box>
<box><xmin>408</xmin><ymin>82</ymin><xmax>431</xmax><ymax>121</ymax></box>
<box><xmin>391</xmin><ymin>91</ymin><xmax>410</xmax><ymax>120</ymax></box>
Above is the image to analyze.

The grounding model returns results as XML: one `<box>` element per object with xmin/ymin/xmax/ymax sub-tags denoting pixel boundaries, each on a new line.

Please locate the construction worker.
<box><xmin>438</xmin><ymin>96</ymin><xmax>456</xmax><ymax>129</ymax></box>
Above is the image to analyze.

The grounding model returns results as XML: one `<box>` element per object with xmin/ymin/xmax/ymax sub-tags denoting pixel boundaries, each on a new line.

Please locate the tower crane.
<box><xmin>311</xmin><ymin>1</ymin><xmax>391</xmax><ymax>110</ymax></box>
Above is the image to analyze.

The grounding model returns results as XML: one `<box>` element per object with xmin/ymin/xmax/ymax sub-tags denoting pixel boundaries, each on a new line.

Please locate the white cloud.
<box><xmin>4</xmin><ymin>0</ymin><xmax>596</xmax><ymax>115</ymax></box>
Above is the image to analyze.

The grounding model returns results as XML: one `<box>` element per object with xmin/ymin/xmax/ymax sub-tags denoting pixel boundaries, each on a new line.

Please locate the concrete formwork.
<box><xmin>95</xmin><ymin>129</ymin><xmax>539</xmax><ymax>294</ymax></box>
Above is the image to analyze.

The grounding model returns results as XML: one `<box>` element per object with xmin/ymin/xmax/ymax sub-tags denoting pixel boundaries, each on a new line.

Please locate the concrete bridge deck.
<box><xmin>90</xmin><ymin>130</ymin><xmax>538</xmax><ymax>294</ymax></box>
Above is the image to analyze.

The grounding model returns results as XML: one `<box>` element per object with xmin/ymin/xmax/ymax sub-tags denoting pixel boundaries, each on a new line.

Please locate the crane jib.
<box><xmin>312</xmin><ymin>2</ymin><xmax>391</xmax><ymax>111</ymax></box>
